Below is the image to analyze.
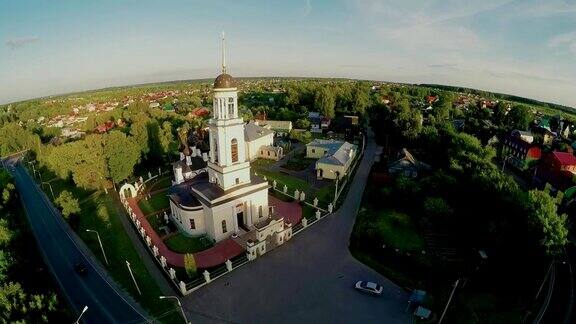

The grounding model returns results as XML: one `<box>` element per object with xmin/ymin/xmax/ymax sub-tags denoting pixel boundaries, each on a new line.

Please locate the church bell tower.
<box><xmin>207</xmin><ymin>33</ymin><xmax>251</xmax><ymax>191</ymax></box>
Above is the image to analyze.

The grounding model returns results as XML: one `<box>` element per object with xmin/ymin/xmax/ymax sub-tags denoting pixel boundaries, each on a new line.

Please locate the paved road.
<box><xmin>8</xmin><ymin>161</ymin><xmax>149</xmax><ymax>324</ymax></box>
<box><xmin>183</xmin><ymin>131</ymin><xmax>410</xmax><ymax>324</ymax></box>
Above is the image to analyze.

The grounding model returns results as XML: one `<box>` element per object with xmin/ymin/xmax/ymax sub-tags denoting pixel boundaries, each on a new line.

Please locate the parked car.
<box><xmin>355</xmin><ymin>281</ymin><xmax>383</xmax><ymax>295</ymax></box>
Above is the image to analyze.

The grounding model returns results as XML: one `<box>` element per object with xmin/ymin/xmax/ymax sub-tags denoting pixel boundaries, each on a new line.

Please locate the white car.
<box><xmin>355</xmin><ymin>281</ymin><xmax>383</xmax><ymax>295</ymax></box>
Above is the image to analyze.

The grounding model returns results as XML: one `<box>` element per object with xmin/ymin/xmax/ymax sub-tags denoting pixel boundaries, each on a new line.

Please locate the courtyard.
<box><xmin>181</xmin><ymin>131</ymin><xmax>410</xmax><ymax>323</ymax></box>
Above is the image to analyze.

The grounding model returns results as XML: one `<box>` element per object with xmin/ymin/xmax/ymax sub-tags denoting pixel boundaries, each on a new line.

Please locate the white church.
<box><xmin>168</xmin><ymin>37</ymin><xmax>276</xmax><ymax>242</ymax></box>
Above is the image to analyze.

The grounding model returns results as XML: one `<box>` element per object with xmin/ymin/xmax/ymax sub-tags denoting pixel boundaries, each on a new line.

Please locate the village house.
<box><xmin>537</xmin><ymin>151</ymin><xmax>576</xmax><ymax>190</ymax></box>
<box><xmin>387</xmin><ymin>148</ymin><xmax>430</xmax><ymax>178</ymax></box>
<box><xmin>502</xmin><ymin>135</ymin><xmax>542</xmax><ymax>170</ymax></box>
<box><xmin>306</xmin><ymin>139</ymin><xmax>357</xmax><ymax>180</ymax></box>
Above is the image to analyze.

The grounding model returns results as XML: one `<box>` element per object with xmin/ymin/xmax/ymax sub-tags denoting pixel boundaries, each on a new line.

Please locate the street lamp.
<box><xmin>74</xmin><ymin>305</ymin><xmax>88</xmax><ymax>324</ymax></box>
<box><xmin>42</xmin><ymin>182</ymin><xmax>55</xmax><ymax>200</ymax></box>
<box><xmin>85</xmin><ymin>229</ymin><xmax>109</xmax><ymax>265</ymax></box>
<box><xmin>159</xmin><ymin>295</ymin><xmax>190</xmax><ymax>324</ymax></box>
<box><xmin>328</xmin><ymin>170</ymin><xmax>340</xmax><ymax>205</ymax></box>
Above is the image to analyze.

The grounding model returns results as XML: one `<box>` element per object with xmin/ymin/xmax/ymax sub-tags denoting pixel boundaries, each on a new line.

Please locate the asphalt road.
<box><xmin>8</xmin><ymin>161</ymin><xmax>149</xmax><ymax>324</ymax></box>
<box><xmin>183</xmin><ymin>131</ymin><xmax>410</xmax><ymax>324</ymax></box>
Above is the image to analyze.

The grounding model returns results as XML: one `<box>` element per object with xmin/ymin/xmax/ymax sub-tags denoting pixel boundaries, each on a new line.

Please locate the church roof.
<box><xmin>214</xmin><ymin>73</ymin><xmax>235</xmax><ymax>89</ymax></box>
<box><xmin>244</xmin><ymin>122</ymin><xmax>274</xmax><ymax>142</ymax></box>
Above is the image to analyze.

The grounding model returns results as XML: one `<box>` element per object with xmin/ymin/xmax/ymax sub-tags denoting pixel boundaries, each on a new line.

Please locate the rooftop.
<box><xmin>245</xmin><ymin>122</ymin><xmax>275</xmax><ymax>142</ymax></box>
<box><xmin>552</xmin><ymin>151</ymin><xmax>576</xmax><ymax>166</ymax></box>
<box><xmin>308</xmin><ymin>139</ymin><xmax>357</xmax><ymax>166</ymax></box>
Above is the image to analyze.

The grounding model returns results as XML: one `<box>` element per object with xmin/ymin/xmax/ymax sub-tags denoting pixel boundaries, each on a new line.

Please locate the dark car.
<box><xmin>74</xmin><ymin>262</ymin><xmax>88</xmax><ymax>276</ymax></box>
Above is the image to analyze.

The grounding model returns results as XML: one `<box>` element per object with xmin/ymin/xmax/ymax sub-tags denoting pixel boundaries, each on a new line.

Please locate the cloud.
<box><xmin>351</xmin><ymin>0</ymin><xmax>513</xmax><ymax>52</ymax></box>
<box><xmin>427</xmin><ymin>63</ymin><xmax>458</xmax><ymax>69</ymax></box>
<box><xmin>5</xmin><ymin>37</ymin><xmax>40</xmax><ymax>50</ymax></box>
<box><xmin>303</xmin><ymin>0</ymin><xmax>312</xmax><ymax>17</ymax></box>
<box><xmin>548</xmin><ymin>30</ymin><xmax>576</xmax><ymax>54</ymax></box>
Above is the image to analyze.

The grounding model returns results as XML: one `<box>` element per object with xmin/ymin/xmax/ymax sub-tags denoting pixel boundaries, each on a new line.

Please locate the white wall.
<box><xmin>245</xmin><ymin>133</ymin><xmax>274</xmax><ymax>161</ymax></box>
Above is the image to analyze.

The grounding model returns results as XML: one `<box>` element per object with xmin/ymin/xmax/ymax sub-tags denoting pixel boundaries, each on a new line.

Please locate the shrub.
<box><xmin>184</xmin><ymin>254</ymin><xmax>196</xmax><ymax>277</ymax></box>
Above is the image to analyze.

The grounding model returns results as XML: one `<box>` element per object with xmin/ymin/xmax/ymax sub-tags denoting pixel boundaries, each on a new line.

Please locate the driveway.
<box><xmin>182</xmin><ymin>130</ymin><xmax>410</xmax><ymax>324</ymax></box>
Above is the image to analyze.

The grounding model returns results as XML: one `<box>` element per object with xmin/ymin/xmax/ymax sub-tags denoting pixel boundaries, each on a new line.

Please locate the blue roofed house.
<box><xmin>306</xmin><ymin>139</ymin><xmax>357</xmax><ymax>180</ymax></box>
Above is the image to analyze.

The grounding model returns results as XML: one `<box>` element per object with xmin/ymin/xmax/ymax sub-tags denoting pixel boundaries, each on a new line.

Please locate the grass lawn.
<box><xmin>315</xmin><ymin>184</ymin><xmax>335</xmax><ymax>206</ymax></box>
<box><xmin>283</xmin><ymin>151</ymin><xmax>314</xmax><ymax>171</ymax></box>
<box><xmin>302</xmin><ymin>204</ymin><xmax>318</xmax><ymax>221</ymax></box>
<box><xmin>147</xmin><ymin>213</ymin><xmax>166</xmax><ymax>235</ymax></box>
<box><xmin>147</xmin><ymin>176</ymin><xmax>172</xmax><ymax>192</ymax></box>
<box><xmin>164</xmin><ymin>233</ymin><xmax>214</xmax><ymax>254</ymax></box>
<box><xmin>372</xmin><ymin>209</ymin><xmax>425</xmax><ymax>251</ymax></box>
<box><xmin>251</xmin><ymin>158</ymin><xmax>275</xmax><ymax>169</ymax></box>
<box><xmin>254</xmin><ymin>169</ymin><xmax>310</xmax><ymax>194</ymax></box>
<box><xmin>138</xmin><ymin>193</ymin><xmax>170</xmax><ymax>215</ymax></box>
<box><xmin>77</xmin><ymin>193</ymin><xmax>181</xmax><ymax>323</ymax></box>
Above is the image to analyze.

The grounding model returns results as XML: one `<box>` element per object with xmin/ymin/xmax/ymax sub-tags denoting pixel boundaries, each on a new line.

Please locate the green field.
<box><xmin>77</xmin><ymin>193</ymin><xmax>181</xmax><ymax>323</ymax></box>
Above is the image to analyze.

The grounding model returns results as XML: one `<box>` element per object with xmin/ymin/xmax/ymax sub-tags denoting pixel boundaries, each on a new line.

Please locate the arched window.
<box><xmin>258</xmin><ymin>206</ymin><xmax>263</xmax><ymax>218</ymax></box>
<box><xmin>231</xmin><ymin>139</ymin><xmax>238</xmax><ymax>163</ymax></box>
<box><xmin>221</xmin><ymin>220</ymin><xmax>227</xmax><ymax>233</ymax></box>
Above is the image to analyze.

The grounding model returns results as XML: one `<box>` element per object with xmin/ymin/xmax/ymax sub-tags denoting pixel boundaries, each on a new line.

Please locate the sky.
<box><xmin>1</xmin><ymin>0</ymin><xmax>575</xmax><ymax>107</ymax></box>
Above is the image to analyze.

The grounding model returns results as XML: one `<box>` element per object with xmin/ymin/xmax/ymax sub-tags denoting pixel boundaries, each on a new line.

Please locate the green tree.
<box><xmin>105</xmin><ymin>131</ymin><xmax>141</xmax><ymax>183</ymax></box>
<box><xmin>0</xmin><ymin>123</ymin><xmax>41</xmax><ymax>156</ymax></box>
<box><xmin>284</xmin><ymin>86</ymin><xmax>300</xmax><ymax>107</ymax></box>
<box><xmin>352</xmin><ymin>86</ymin><xmax>370</xmax><ymax>115</ymax></box>
<box><xmin>506</xmin><ymin>105</ymin><xmax>532</xmax><ymax>130</ymax></box>
<box><xmin>184</xmin><ymin>254</ymin><xmax>197</xmax><ymax>277</ymax></box>
<box><xmin>395</xmin><ymin>104</ymin><xmax>422</xmax><ymax>141</ymax></box>
<box><xmin>423</xmin><ymin>197</ymin><xmax>453</xmax><ymax>220</ymax></box>
<box><xmin>55</xmin><ymin>190</ymin><xmax>80</xmax><ymax>220</ymax></box>
<box><xmin>526</xmin><ymin>190</ymin><xmax>568</xmax><ymax>254</ymax></box>
<box><xmin>129</xmin><ymin>113</ymin><xmax>151</xmax><ymax>157</ymax></box>
<box><xmin>314</xmin><ymin>87</ymin><xmax>336</xmax><ymax>119</ymax></box>
<box><xmin>295</xmin><ymin>118</ymin><xmax>311</xmax><ymax>129</ymax></box>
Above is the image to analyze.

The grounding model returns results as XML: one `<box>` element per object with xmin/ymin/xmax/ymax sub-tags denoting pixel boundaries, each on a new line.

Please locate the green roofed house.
<box><xmin>306</xmin><ymin>139</ymin><xmax>357</xmax><ymax>180</ymax></box>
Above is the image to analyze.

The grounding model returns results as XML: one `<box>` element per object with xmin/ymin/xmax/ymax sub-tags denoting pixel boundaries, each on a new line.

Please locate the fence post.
<box><xmin>203</xmin><ymin>270</ymin><xmax>211</xmax><ymax>283</ymax></box>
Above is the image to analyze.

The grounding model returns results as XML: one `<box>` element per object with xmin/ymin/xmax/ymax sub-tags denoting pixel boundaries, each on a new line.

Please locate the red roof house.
<box><xmin>190</xmin><ymin>107</ymin><xmax>210</xmax><ymax>118</ymax></box>
<box><xmin>538</xmin><ymin>151</ymin><xmax>576</xmax><ymax>190</ymax></box>
<box><xmin>95</xmin><ymin>121</ymin><xmax>115</xmax><ymax>133</ymax></box>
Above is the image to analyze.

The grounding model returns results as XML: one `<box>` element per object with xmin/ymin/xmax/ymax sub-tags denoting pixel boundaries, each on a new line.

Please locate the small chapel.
<box><xmin>168</xmin><ymin>35</ymin><xmax>272</xmax><ymax>242</ymax></box>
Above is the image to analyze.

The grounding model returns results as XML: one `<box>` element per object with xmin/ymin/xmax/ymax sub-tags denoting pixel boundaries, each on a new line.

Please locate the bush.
<box><xmin>184</xmin><ymin>254</ymin><xmax>197</xmax><ymax>277</ymax></box>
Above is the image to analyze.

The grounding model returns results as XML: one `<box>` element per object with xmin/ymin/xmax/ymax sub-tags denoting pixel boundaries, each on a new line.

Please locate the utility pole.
<box><xmin>86</xmin><ymin>229</ymin><xmax>109</xmax><ymax>265</ymax></box>
<box><xmin>126</xmin><ymin>260</ymin><xmax>141</xmax><ymax>295</ymax></box>
<box><xmin>439</xmin><ymin>279</ymin><xmax>460</xmax><ymax>324</ymax></box>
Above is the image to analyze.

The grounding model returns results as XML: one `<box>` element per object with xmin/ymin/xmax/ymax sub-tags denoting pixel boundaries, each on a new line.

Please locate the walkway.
<box><xmin>182</xmin><ymin>129</ymin><xmax>410</xmax><ymax>324</ymax></box>
<box><xmin>269</xmin><ymin>195</ymin><xmax>302</xmax><ymax>225</ymax></box>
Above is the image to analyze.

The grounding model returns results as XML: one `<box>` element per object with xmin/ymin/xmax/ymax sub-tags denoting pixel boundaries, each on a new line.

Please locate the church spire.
<box><xmin>221</xmin><ymin>31</ymin><xmax>227</xmax><ymax>74</ymax></box>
